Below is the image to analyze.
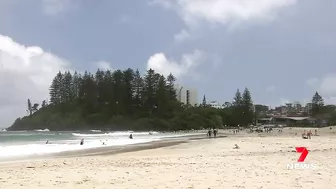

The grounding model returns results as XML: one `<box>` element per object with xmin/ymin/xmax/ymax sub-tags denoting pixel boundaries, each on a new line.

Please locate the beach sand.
<box><xmin>1</xmin><ymin>127</ymin><xmax>336</xmax><ymax>189</ymax></box>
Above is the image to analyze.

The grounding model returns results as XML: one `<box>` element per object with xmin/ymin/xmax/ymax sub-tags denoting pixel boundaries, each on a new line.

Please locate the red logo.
<box><xmin>295</xmin><ymin>147</ymin><xmax>309</xmax><ymax>162</ymax></box>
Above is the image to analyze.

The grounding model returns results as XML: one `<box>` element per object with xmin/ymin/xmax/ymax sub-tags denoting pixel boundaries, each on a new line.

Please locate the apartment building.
<box><xmin>175</xmin><ymin>84</ymin><xmax>198</xmax><ymax>106</ymax></box>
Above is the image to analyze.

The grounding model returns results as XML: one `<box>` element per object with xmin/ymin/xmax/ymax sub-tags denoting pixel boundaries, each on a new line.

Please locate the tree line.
<box><xmin>9</xmin><ymin>68</ymin><xmax>255</xmax><ymax>131</ymax></box>
<box><xmin>8</xmin><ymin>68</ymin><xmax>336</xmax><ymax>131</ymax></box>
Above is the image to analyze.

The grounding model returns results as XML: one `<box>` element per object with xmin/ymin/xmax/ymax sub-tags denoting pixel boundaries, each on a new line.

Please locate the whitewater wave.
<box><xmin>35</xmin><ymin>129</ymin><xmax>50</xmax><ymax>132</ymax></box>
<box><xmin>72</xmin><ymin>131</ymin><xmax>158</xmax><ymax>137</ymax></box>
<box><xmin>0</xmin><ymin>138</ymin><xmax>158</xmax><ymax>159</ymax></box>
<box><xmin>90</xmin><ymin>130</ymin><xmax>101</xmax><ymax>132</ymax></box>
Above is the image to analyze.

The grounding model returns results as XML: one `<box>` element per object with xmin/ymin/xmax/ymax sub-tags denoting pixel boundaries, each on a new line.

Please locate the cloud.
<box><xmin>0</xmin><ymin>34</ymin><xmax>70</xmax><ymax>127</ymax></box>
<box><xmin>95</xmin><ymin>61</ymin><xmax>113</xmax><ymax>71</ymax></box>
<box><xmin>151</xmin><ymin>0</ymin><xmax>298</xmax><ymax>40</ymax></box>
<box><xmin>116</xmin><ymin>14</ymin><xmax>142</xmax><ymax>25</ymax></box>
<box><xmin>279</xmin><ymin>98</ymin><xmax>290</xmax><ymax>106</ymax></box>
<box><xmin>318</xmin><ymin>74</ymin><xmax>336</xmax><ymax>98</ymax></box>
<box><xmin>148</xmin><ymin>0</ymin><xmax>173</xmax><ymax>9</ymax></box>
<box><xmin>305</xmin><ymin>74</ymin><xmax>336</xmax><ymax>104</ymax></box>
<box><xmin>42</xmin><ymin>0</ymin><xmax>76</xmax><ymax>16</ymax></box>
<box><xmin>161</xmin><ymin>0</ymin><xmax>297</xmax><ymax>26</ymax></box>
<box><xmin>306</xmin><ymin>77</ymin><xmax>319</xmax><ymax>87</ymax></box>
<box><xmin>146</xmin><ymin>50</ymin><xmax>208</xmax><ymax>79</ymax></box>
<box><xmin>174</xmin><ymin>30</ymin><xmax>191</xmax><ymax>42</ymax></box>
<box><xmin>266</xmin><ymin>85</ymin><xmax>275</xmax><ymax>92</ymax></box>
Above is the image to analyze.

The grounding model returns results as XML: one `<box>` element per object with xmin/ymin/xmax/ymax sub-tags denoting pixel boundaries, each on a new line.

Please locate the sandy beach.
<box><xmin>1</xmin><ymin>127</ymin><xmax>336</xmax><ymax>189</ymax></box>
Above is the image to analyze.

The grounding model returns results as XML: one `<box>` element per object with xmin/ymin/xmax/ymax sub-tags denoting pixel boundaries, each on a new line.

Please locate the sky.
<box><xmin>0</xmin><ymin>0</ymin><xmax>336</xmax><ymax>127</ymax></box>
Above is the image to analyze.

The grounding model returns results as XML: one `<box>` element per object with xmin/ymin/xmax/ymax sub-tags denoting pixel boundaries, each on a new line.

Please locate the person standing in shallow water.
<box><xmin>80</xmin><ymin>138</ymin><xmax>84</xmax><ymax>145</ymax></box>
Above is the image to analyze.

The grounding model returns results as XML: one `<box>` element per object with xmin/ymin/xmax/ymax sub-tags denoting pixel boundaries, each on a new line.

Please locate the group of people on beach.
<box><xmin>302</xmin><ymin>130</ymin><xmax>317</xmax><ymax>139</ymax></box>
<box><xmin>233</xmin><ymin>129</ymin><xmax>240</xmax><ymax>134</ymax></box>
<box><xmin>207</xmin><ymin>129</ymin><xmax>218</xmax><ymax>138</ymax></box>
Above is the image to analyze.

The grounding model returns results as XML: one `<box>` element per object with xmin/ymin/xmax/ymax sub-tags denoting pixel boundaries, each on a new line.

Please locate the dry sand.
<box><xmin>0</xmin><ymin>127</ymin><xmax>336</xmax><ymax>189</ymax></box>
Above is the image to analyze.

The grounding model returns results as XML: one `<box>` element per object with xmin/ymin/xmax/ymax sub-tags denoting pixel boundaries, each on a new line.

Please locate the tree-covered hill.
<box><xmin>8</xmin><ymin>68</ymin><xmax>336</xmax><ymax>131</ymax></box>
<box><xmin>8</xmin><ymin>68</ymin><xmax>256</xmax><ymax>131</ymax></box>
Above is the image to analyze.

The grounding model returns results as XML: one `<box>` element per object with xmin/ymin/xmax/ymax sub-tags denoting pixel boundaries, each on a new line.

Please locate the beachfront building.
<box><xmin>208</xmin><ymin>101</ymin><xmax>224</xmax><ymax>109</ymax></box>
<box><xmin>257</xmin><ymin>115</ymin><xmax>327</xmax><ymax>127</ymax></box>
<box><xmin>175</xmin><ymin>84</ymin><xmax>198</xmax><ymax>106</ymax></box>
<box><xmin>271</xmin><ymin>102</ymin><xmax>314</xmax><ymax>116</ymax></box>
<box><xmin>304</xmin><ymin>103</ymin><xmax>313</xmax><ymax>115</ymax></box>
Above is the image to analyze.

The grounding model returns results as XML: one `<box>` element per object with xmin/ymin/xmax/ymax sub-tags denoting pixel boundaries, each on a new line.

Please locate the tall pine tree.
<box><xmin>202</xmin><ymin>95</ymin><xmax>207</xmax><ymax>107</ymax></box>
<box><xmin>241</xmin><ymin>87</ymin><xmax>254</xmax><ymax>126</ymax></box>
<box><xmin>27</xmin><ymin>99</ymin><xmax>32</xmax><ymax>116</ymax></box>
<box><xmin>312</xmin><ymin>91</ymin><xmax>324</xmax><ymax>116</ymax></box>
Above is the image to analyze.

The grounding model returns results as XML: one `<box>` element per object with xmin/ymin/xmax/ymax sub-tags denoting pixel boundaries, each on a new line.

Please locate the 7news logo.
<box><xmin>286</xmin><ymin>147</ymin><xmax>317</xmax><ymax>169</ymax></box>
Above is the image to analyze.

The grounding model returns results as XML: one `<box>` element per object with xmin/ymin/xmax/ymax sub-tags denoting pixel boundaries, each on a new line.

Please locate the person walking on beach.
<box><xmin>302</xmin><ymin>130</ymin><xmax>309</xmax><ymax>139</ymax></box>
<box><xmin>307</xmin><ymin>130</ymin><xmax>312</xmax><ymax>139</ymax></box>
<box><xmin>213</xmin><ymin>129</ymin><xmax>218</xmax><ymax>138</ymax></box>
<box><xmin>207</xmin><ymin>129</ymin><xmax>212</xmax><ymax>137</ymax></box>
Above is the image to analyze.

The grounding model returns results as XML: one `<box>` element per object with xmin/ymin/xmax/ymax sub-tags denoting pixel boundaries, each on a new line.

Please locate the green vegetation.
<box><xmin>8</xmin><ymin>68</ymin><xmax>335</xmax><ymax>131</ymax></box>
<box><xmin>8</xmin><ymin>68</ymin><xmax>255</xmax><ymax>131</ymax></box>
<box><xmin>310</xmin><ymin>92</ymin><xmax>336</xmax><ymax>125</ymax></box>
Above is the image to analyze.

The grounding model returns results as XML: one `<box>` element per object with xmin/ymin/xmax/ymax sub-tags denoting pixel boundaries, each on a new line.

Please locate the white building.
<box><xmin>208</xmin><ymin>101</ymin><xmax>224</xmax><ymax>109</ymax></box>
<box><xmin>175</xmin><ymin>84</ymin><xmax>198</xmax><ymax>106</ymax></box>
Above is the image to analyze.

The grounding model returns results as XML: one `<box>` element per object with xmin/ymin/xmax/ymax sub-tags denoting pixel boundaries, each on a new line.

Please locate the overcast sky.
<box><xmin>0</xmin><ymin>0</ymin><xmax>336</xmax><ymax>127</ymax></box>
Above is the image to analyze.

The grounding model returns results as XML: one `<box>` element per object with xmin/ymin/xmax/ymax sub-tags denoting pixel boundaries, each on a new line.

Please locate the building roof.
<box><xmin>258</xmin><ymin>118</ymin><xmax>272</xmax><ymax>121</ymax></box>
<box><xmin>286</xmin><ymin>117</ymin><xmax>310</xmax><ymax>121</ymax></box>
<box><xmin>270</xmin><ymin>116</ymin><xmax>311</xmax><ymax>121</ymax></box>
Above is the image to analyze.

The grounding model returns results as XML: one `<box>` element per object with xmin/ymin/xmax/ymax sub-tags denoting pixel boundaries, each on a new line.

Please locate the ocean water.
<box><xmin>0</xmin><ymin>129</ymin><xmax>200</xmax><ymax>160</ymax></box>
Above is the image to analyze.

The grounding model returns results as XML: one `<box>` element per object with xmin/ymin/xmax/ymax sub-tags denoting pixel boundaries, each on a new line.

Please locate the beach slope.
<box><xmin>0</xmin><ymin>128</ymin><xmax>335</xmax><ymax>189</ymax></box>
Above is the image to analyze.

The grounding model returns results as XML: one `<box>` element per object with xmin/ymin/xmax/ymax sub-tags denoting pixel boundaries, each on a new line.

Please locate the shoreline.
<box><xmin>0</xmin><ymin>127</ymin><xmax>335</xmax><ymax>188</ymax></box>
<box><xmin>0</xmin><ymin>132</ymin><xmax>223</xmax><ymax>164</ymax></box>
<box><xmin>1</xmin><ymin>126</ymin><xmax>335</xmax><ymax>164</ymax></box>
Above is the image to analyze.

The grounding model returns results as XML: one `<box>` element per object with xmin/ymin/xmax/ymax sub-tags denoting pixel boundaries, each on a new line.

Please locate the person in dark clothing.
<box><xmin>129</xmin><ymin>134</ymin><xmax>133</xmax><ymax>139</ymax></box>
<box><xmin>213</xmin><ymin>129</ymin><xmax>217</xmax><ymax>138</ymax></box>
<box><xmin>208</xmin><ymin>130</ymin><xmax>212</xmax><ymax>137</ymax></box>
<box><xmin>80</xmin><ymin>138</ymin><xmax>84</xmax><ymax>145</ymax></box>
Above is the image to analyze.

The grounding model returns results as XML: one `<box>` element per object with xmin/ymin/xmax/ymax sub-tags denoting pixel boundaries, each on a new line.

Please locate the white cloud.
<box><xmin>146</xmin><ymin>50</ymin><xmax>207</xmax><ymax>79</ymax></box>
<box><xmin>151</xmin><ymin>0</ymin><xmax>298</xmax><ymax>40</ymax></box>
<box><xmin>0</xmin><ymin>34</ymin><xmax>70</xmax><ymax>127</ymax></box>
<box><xmin>95</xmin><ymin>61</ymin><xmax>113</xmax><ymax>71</ymax></box>
<box><xmin>42</xmin><ymin>0</ymin><xmax>76</xmax><ymax>16</ymax></box>
<box><xmin>180</xmin><ymin>0</ymin><xmax>297</xmax><ymax>26</ymax></box>
<box><xmin>266</xmin><ymin>85</ymin><xmax>275</xmax><ymax>92</ymax></box>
